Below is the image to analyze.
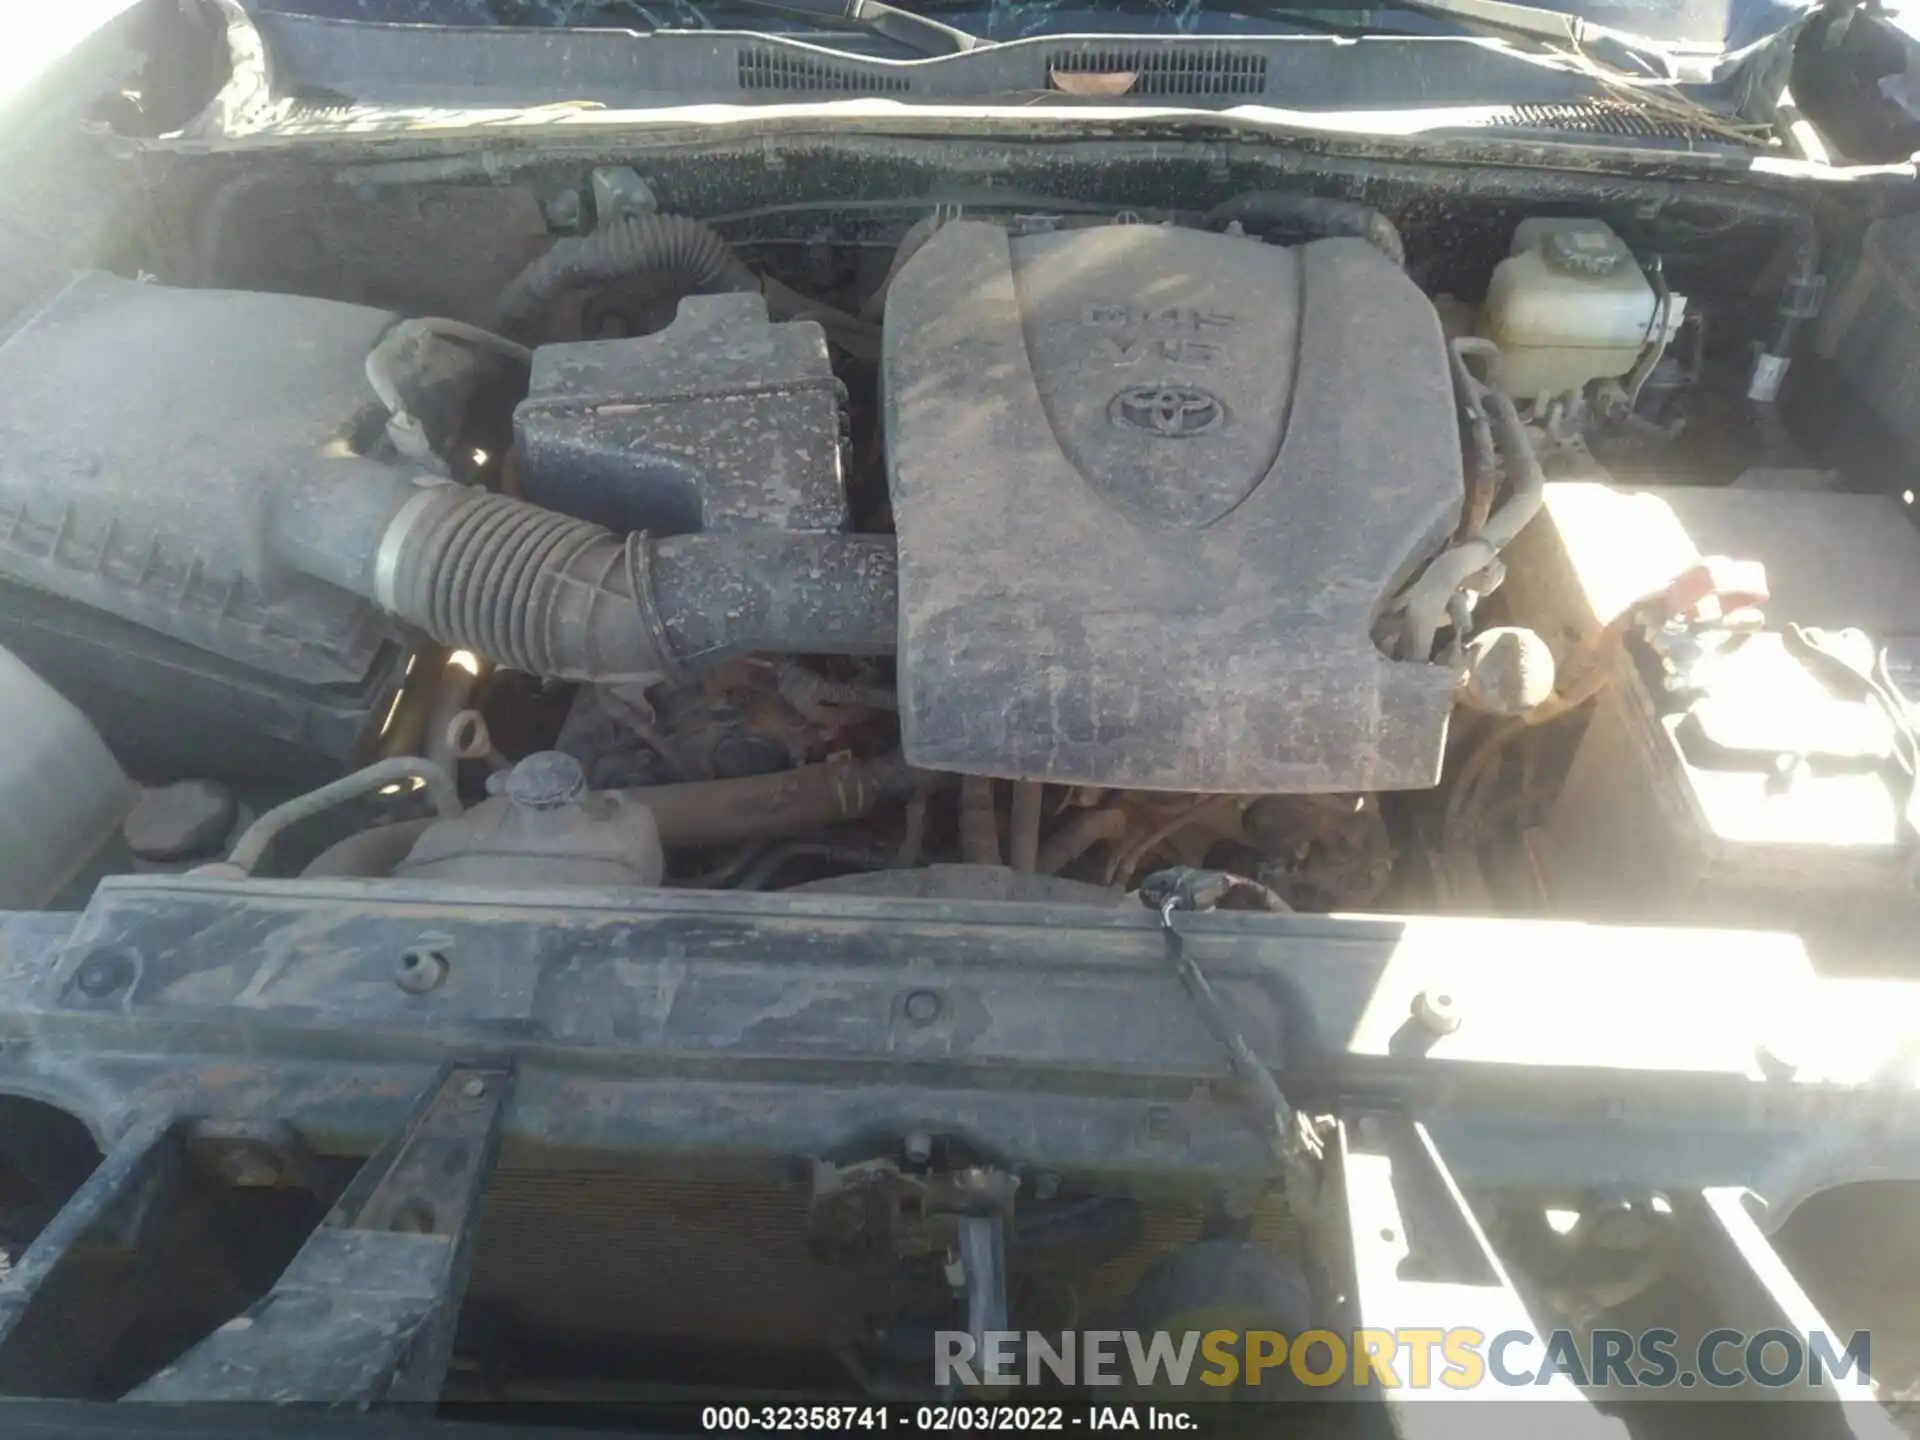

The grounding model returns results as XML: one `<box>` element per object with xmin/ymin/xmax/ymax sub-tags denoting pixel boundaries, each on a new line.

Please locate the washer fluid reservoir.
<box><xmin>1480</xmin><ymin>219</ymin><xmax>1658</xmax><ymax>400</ymax></box>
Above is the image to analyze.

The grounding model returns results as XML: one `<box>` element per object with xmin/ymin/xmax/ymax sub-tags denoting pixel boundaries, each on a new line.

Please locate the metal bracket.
<box><xmin>589</xmin><ymin>166</ymin><xmax>658</xmax><ymax>223</ymax></box>
<box><xmin>185</xmin><ymin>1119</ymin><xmax>317</xmax><ymax>1191</ymax></box>
<box><xmin>808</xmin><ymin>1158</ymin><xmax>1019</xmax><ymax>1263</ymax></box>
<box><xmin>0</xmin><ymin>1115</ymin><xmax>183</xmax><ymax>1396</ymax></box>
<box><xmin>132</xmin><ymin>1063</ymin><xmax>513</xmax><ymax>1403</ymax></box>
<box><xmin>1331</xmin><ymin>1116</ymin><xmax>1627</xmax><ymax>1437</ymax></box>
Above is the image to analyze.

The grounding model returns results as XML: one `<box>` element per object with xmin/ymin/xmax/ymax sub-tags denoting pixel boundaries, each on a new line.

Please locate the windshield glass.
<box><xmin>253</xmin><ymin>0</ymin><xmax>1814</xmax><ymax>55</ymax></box>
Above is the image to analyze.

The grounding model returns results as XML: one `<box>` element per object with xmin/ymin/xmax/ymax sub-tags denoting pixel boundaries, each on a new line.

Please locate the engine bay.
<box><xmin>0</xmin><ymin>116</ymin><xmax>1917</xmax><ymax>1420</ymax></box>
<box><xmin>0</xmin><ymin>149</ymin><xmax>1904</xmax><ymax>948</ymax></box>
<box><xmin>1</xmin><ymin>151</ymin><xmax>1913</xmax><ymax>956</ymax></box>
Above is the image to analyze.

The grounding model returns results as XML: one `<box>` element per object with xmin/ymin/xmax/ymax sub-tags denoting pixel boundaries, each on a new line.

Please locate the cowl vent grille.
<box><xmin>1048</xmin><ymin>49</ymin><xmax>1268</xmax><ymax>97</ymax></box>
<box><xmin>738</xmin><ymin>48</ymin><xmax>910</xmax><ymax>94</ymax></box>
<box><xmin>1489</xmin><ymin>100</ymin><xmax>1721</xmax><ymax>141</ymax></box>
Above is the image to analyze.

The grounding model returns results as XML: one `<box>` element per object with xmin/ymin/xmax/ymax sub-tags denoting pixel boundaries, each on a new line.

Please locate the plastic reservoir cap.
<box><xmin>1544</xmin><ymin>226</ymin><xmax>1627</xmax><ymax>278</ymax></box>
<box><xmin>503</xmin><ymin>751</ymin><xmax>588</xmax><ymax>810</ymax></box>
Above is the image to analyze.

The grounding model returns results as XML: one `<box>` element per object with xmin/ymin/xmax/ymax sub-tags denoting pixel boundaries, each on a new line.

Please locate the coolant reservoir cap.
<box><xmin>504</xmin><ymin>751</ymin><xmax>587</xmax><ymax>810</ymax></box>
<box><xmin>1544</xmin><ymin>226</ymin><xmax>1626</xmax><ymax>278</ymax></box>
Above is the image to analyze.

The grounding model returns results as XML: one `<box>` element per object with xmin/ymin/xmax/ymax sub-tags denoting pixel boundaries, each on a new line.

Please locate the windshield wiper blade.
<box><xmin>1386</xmin><ymin>0</ymin><xmax>1595</xmax><ymax>45</ymax></box>
<box><xmin>1390</xmin><ymin>0</ymin><xmax>1689</xmax><ymax>76</ymax></box>
<box><xmin>666</xmin><ymin>0</ymin><xmax>988</xmax><ymax>54</ymax></box>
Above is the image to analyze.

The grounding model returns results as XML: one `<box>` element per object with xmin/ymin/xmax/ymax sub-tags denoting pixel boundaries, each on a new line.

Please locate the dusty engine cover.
<box><xmin>882</xmin><ymin>221</ymin><xmax>1464</xmax><ymax>792</ymax></box>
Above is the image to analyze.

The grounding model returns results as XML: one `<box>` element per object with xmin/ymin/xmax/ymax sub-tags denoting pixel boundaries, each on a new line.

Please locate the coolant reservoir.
<box><xmin>1480</xmin><ymin>219</ymin><xmax>1657</xmax><ymax>400</ymax></box>
<box><xmin>396</xmin><ymin>751</ymin><xmax>665</xmax><ymax>887</ymax></box>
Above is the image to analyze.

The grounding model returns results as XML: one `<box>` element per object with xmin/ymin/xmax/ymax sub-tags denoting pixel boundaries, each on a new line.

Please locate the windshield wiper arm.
<box><xmin>1387</xmin><ymin>0</ymin><xmax>1594</xmax><ymax>46</ymax></box>
<box><xmin>662</xmin><ymin>0</ymin><xmax>988</xmax><ymax>54</ymax></box>
<box><xmin>1169</xmin><ymin>0</ymin><xmax>1680</xmax><ymax>70</ymax></box>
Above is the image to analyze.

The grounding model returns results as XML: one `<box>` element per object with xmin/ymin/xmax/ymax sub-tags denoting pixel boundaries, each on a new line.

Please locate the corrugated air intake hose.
<box><xmin>272</xmin><ymin>472</ymin><xmax>898</xmax><ymax>687</ymax></box>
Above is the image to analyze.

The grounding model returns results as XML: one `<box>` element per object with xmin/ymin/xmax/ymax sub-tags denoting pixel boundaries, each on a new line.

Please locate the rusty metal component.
<box><xmin>641</xmin><ymin>753</ymin><xmax>917</xmax><ymax>850</ymax></box>
<box><xmin>185</xmin><ymin>1120</ymin><xmax>316</xmax><ymax>1190</ymax></box>
<box><xmin>773</xmin><ymin>658</ymin><xmax>897</xmax><ymax>719</ymax></box>
<box><xmin>958</xmin><ymin>775</ymin><xmax>1001</xmax><ymax>867</ymax></box>
<box><xmin>808</xmin><ymin>1158</ymin><xmax>1019</xmax><ymax>1263</ymax></box>
<box><xmin>1035</xmin><ymin>804</ymin><xmax>1128</xmax><ymax>876</ymax></box>
<box><xmin>1008</xmin><ymin>781</ymin><xmax>1044</xmax><ymax>875</ymax></box>
<box><xmin>1244</xmin><ymin>794</ymin><xmax>1394</xmax><ymax>911</ymax></box>
<box><xmin>1459</xmin><ymin>625</ymin><xmax>1557</xmax><ymax>716</ymax></box>
<box><xmin>1103</xmin><ymin>794</ymin><xmax>1236</xmax><ymax>889</ymax></box>
<box><xmin>560</xmin><ymin>659</ymin><xmax>891</xmax><ymax>790</ymax></box>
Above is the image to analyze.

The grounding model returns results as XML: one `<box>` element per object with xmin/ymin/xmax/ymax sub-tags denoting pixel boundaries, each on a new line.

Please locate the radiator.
<box><xmin>463</xmin><ymin>1162</ymin><xmax>1296</xmax><ymax>1362</ymax></box>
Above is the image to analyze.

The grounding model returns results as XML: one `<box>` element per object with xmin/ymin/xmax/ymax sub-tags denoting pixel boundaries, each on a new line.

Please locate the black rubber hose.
<box><xmin>276</xmin><ymin>472</ymin><xmax>897</xmax><ymax>684</ymax></box>
<box><xmin>351</xmin><ymin>486</ymin><xmax>897</xmax><ymax>683</ymax></box>
<box><xmin>1206</xmin><ymin>191</ymin><xmax>1406</xmax><ymax>268</ymax></box>
<box><xmin>650</xmin><ymin>531</ymin><xmax>900</xmax><ymax>665</ymax></box>
<box><xmin>493</xmin><ymin>212</ymin><xmax>758</xmax><ymax>341</ymax></box>
<box><xmin>1393</xmin><ymin>338</ymin><xmax>1547</xmax><ymax>662</ymax></box>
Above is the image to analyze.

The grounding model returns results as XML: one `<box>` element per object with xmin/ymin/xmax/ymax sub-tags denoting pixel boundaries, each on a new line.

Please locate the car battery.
<box><xmin>1497</xmin><ymin>481</ymin><xmax>1920</xmax><ymax>963</ymax></box>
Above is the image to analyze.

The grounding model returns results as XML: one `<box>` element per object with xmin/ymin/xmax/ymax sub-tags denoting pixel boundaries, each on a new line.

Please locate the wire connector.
<box><xmin>1138</xmin><ymin>870</ymin><xmax>1322</xmax><ymax>1177</ymax></box>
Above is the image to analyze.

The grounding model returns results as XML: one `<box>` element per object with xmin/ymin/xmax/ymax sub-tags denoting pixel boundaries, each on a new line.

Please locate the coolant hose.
<box><xmin>222</xmin><ymin>757</ymin><xmax>461</xmax><ymax>876</ymax></box>
<box><xmin>493</xmin><ymin>212</ymin><xmax>758</xmax><ymax>341</ymax></box>
<box><xmin>1393</xmin><ymin>338</ymin><xmax>1546</xmax><ymax>662</ymax></box>
<box><xmin>274</xmin><ymin>474</ymin><xmax>897</xmax><ymax>685</ymax></box>
<box><xmin>1206</xmin><ymin>191</ymin><xmax>1406</xmax><ymax>268</ymax></box>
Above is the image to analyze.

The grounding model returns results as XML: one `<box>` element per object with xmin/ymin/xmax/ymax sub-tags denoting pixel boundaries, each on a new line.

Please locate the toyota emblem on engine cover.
<box><xmin>1109</xmin><ymin>384</ymin><xmax>1226</xmax><ymax>438</ymax></box>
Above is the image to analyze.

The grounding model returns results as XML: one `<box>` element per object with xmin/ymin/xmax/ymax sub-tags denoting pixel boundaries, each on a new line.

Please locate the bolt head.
<box><xmin>227</xmin><ymin>1157</ymin><xmax>278</xmax><ymax>1187</ymax></box>
<box><xmin>74</xmin><ymin>951</ymin><xmax>135</xmax><ymax>999</ymax></box>
<box><xmin>1412</xmin><ymin>988</ymin><xmax>1462</xmax><ymax>1035</ymax></box>
<box><xmin>462</xmin><ymin>1077</ymin><xmax>487</xmax><ymax>1099</ymax></box>
<box><xmin>904</xmin><ymin>1132</ymin><xmax>933</xmax><ymax>1164</ymax></box>
<box><xmin>1756</xmin><ymin>1040</ymin><xmax>1801</xmax><ymax>1081</ymax></box>
<box><xmin>395</xmin><ymin>946</ymin><xmax>449</xmax><ymax>994</ymax></box>
<box><xmin>902</xmin><ymin>989</ymin><xmax>942</xmax><ymax>1024</ymax></box>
